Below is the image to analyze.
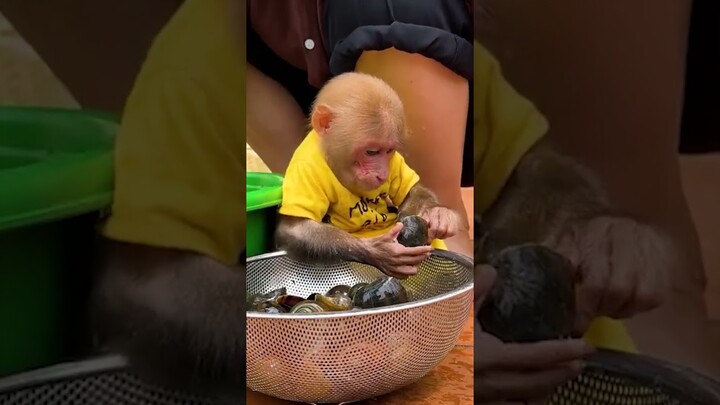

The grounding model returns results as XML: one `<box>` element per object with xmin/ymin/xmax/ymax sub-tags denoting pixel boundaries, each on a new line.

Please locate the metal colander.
<box><xmin>546</xmin><ymin>349</ymin><xmax>720</xmax><ymax>405</ymax></box>
<box><xmin>0</xmin><ymin>355</ymin><xmax>221</xmax><ymax>405</ymax></box>
<box><xmin>246</xmin><ymin>250</ymin><xmax>474</xmax><ymax>404</ymax></box>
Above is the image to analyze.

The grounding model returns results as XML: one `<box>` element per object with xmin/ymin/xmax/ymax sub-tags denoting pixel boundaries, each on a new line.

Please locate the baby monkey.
<box><xmin>275</xmin><ymin>72</ymin><xmax>460</xmax><ymax>278</ymax></box>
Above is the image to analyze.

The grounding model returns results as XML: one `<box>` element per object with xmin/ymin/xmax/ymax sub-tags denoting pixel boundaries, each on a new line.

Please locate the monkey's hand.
<box><xmin>420</xmin><ymin>206</ymin><xmax>460</xmax><ymax>242</ymax></box>
<box><xmin>276</xmin><ymin>215</ymin><xmax>431</xmax><ymax>278</ymax></box>
<box><xmin>545</xmin><ymin>215</ymin><xmax>676</xmax><ymax>335</ymax></box>
<box><xmin>364</xmin><ymin>222</ymin><xmax>433</xmax><ymax>279</ymax></box>
<box><xmin>474</xmin><ymin>264</ymin><xmax>592</xmax><ymax>403</ymax></box>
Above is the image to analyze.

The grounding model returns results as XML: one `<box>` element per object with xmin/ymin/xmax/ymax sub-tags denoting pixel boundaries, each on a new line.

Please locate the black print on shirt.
<box><xmin>348</xmin><ymin>192</ymin><xmax>391</xmax><ymax>229</ymax></box>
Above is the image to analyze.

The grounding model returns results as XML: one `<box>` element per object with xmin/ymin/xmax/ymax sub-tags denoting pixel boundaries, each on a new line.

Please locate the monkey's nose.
<box><xmin>376</xmin><ymin>175</ymin><xmax>386</xmax><ymax>183</ymax></box>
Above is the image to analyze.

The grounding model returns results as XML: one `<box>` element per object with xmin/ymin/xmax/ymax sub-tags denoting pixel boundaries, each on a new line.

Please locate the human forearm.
<box><xmin>92</xmin><ymin>240</ymin><xmax>245</xmax><ymax>398</ymax></box>
<box><xmin>356</xmin><ymin>48</ymin><xmax>472</xmax><ymax>257</ymax></box>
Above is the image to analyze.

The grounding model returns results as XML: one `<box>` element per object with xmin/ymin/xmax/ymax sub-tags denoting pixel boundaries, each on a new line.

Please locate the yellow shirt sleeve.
<box><xmin>102</xmin><ymin>70</ymin><xmax>245</xmax><ymax>265</ymax></box>
<box><xmin>474</xmin><ymin>41</ymin><xmax>549</xmax><ymax>214</ymax></box>
<box><xmin>388</xmin><ymin>152</ymin><xmax>421</xmax><ymax>205</ymax></box>
<box><xmin>278</xmin><ymin>159</ymin><xmax>331</xmax><ymax>222</ymax></box>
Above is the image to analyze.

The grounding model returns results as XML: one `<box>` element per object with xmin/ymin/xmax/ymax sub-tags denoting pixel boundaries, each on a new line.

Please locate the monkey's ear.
<box><xmin>311</xmin><ymin>104</ymin><xmax>334</xmax><ymax>135</ymax></box>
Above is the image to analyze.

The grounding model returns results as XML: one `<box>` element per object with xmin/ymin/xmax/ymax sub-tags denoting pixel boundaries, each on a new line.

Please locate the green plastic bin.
<box><xmin>0</xmin><ymin>106</ymin><xmax>117</xmax><ymax>377</ymax></box>
<box><xmin>246</xmin><ymin>172</ymin><xmax>284</xmax><ymax>257</ymax></box>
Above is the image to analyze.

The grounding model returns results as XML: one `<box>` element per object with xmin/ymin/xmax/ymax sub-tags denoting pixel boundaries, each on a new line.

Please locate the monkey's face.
<box><xmin>349</xmin><ymin>139</ymin><xmax>397</xmax><ymax>191</ymax></box>
<box><xmin>314</xmin><ymin>115</ymin><xmax>403</xmax><ymax>192</ymax></box>
<box><xmin>310</xmin><ymin>73</ymin><xmax>407</xmax><ymax>192</ymax></box>
<box><xmin>322</xmin><ymin>127</ymin><xmax>398</xmax><ymax>193</ymax></box>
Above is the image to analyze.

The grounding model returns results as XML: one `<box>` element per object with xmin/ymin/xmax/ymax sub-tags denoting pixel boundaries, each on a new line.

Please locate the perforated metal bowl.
<box><xmin>246</xmin><ymin>250</ymin><xmax>474</xmax><ymax>404</ymax></box>
<box><xmin>548</xmin><ymin>348</ymin><xmax>720</xmax><ymax>405</ymax></box>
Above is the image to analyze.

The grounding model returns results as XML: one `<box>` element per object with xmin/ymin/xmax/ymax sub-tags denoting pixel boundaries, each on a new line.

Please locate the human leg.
<box><xmin>356</xmin><ymin>49</ymin><xmax>473</xmax><ymax>256</ymax></box>
<box><xmin>245</xmin><ymin>25</ymin><xmax>318</xmax><ymax>173</ymax></box>
<box><xmin>245</xmin><ymin>63</ymin><xmax>308</xmax><ymax>173</ymax></box>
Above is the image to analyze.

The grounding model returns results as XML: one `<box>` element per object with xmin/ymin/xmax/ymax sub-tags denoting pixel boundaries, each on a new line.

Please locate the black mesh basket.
<box><xmin>548</xmin><ymin>349</ymin><xmax>720</xmax><ymax>405</ymax></box>
<box><xmin>0</xmin><ymin>355</ymin><xmax>241</xmax><ymax>405</ymax></box>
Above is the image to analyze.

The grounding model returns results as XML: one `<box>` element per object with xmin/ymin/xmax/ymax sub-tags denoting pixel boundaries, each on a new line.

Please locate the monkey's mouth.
<box><xmin>360</xmin><ymin>178</ymin><xmax>385</xmax><ymax>190</ymax></box>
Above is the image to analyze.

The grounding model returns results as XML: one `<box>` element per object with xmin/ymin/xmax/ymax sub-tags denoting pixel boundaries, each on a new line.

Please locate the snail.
<box><xmin>247</xmin><ymin>287</ymin><xmax>287</xmax><ymax>311</ymax></box>
<box><xmin>477</xmin><ymin>244</ymin><xmax>576</xmax><ymax>343</ymax></box>
<box><xmin>327</xmin><ymin>285</ymin><xmax>351</xmax><ymax>296</ymax></box>
<box><xmin>397</xmin><ymin>215</ymin><xmax>430</xmax><ymax>247</ymax></box>
<box><xmin>290</xmin><ymin>300</ymin><xmax>326</xmax><ymax>314</ymax></box>
<box><xmin>315</xmin><ymin>291</ymin><xmax>354</xmax><ymax>311</ymax></box>
<box><xmin>275</xmin><ymin>295</ymin><xmax>305</xmax><ymax>311</ymax></box>
<box><xmin>348</xmin><ymin>282</ymin><xmax>369</xmax><ymax>301</ymax></box>
<box><xmin>249</xmin><ymin>276</ymin><xmax>412</xmax><ymax>314</ymax></box>
<box><xmin>352</xmin><ymin>277</ymin><xmax>409</xmax><ymax>309</ymax></box>
<box><xmin>252</xmin><ymin>301</ymin><xmax>287</xmax><ymax>314</ymax></box>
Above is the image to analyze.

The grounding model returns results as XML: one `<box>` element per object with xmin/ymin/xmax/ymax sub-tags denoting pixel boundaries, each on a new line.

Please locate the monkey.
<box><xmin>274</xmin><ymin>72</ymin><xmax>461</xmax><ymax>278</ymax></box>
<box><xmin>470</xmin><ymin>5</ymin><xmax>679</xmax><ymax>338</ymax></box>
<box><xmin>90</xmin><ymin>241</ymin><xmax>247</xmax><ymax>401</ymax></box>
<box><xmin>476</xmin><ymin>138</ymin><xmax>678</xmax><ymax>335</ymax></box>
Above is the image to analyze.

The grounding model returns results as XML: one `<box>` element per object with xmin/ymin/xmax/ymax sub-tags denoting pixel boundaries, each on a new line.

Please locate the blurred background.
<box><xmin>3</xmin><ymin>10</ymin><xmax>710</xmax><ymax>319</ymax></box>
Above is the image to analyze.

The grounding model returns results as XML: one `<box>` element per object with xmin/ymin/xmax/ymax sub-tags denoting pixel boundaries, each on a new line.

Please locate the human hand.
<box><xmin>475</xmin><ymin>264</ymin><xmax>593</xmax><ymax>403</ymax></box>
<box><xmin>420</xmin><ymin>206</ymin><xmax>459</xmax><ymax>242</ymax></box>
<box><xmin>545</xmin><ymin>215</ymin><xmax>676</xmax><ymax>335</ymax></box>
<box><xmin>364</xmin><ymin>222</ymin><xmax>433</xmax><ymax>278</ymax></box>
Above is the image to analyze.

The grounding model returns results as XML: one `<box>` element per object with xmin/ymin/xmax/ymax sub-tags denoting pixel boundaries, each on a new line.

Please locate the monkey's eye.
<box><xmin>365</xmin><ymin>150</ymin><xmax>380</xmax><ymax>156</ymax></box>
<box><xmin>386</xmin><ymin>149</ymin><xmax>394</xmax><ymax>154</ymax></box>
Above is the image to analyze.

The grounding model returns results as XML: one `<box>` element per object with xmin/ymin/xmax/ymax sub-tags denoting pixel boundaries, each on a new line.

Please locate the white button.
<box><xmin>304</xmin><ymin>38</ymin><xmax>315</xmax><ymax>50</ymax></box>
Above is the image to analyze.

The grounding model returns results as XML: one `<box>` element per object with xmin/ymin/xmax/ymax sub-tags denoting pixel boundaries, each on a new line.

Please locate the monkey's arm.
<box><xmin>480</xmin><ymin>138</ymin><xmax>614</xmax><ymax>258</ymax></box>
<box><xmin>397</xmin><ymin>184</ymin><xmax>441</xmax><ymax>219</ymax></box>
<box><xmin>275</xmin><ymin>215</ymin><xmax>372</xmax><ymax>265</ymax></box>
<box><xmin>92</xmin><ymin>240</ymin><xmax>245</xmax><ymax>397</ymax></box>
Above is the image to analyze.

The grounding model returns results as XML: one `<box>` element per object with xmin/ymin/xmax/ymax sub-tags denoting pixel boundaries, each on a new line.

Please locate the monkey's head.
<box><xmin>310</xmin><ymin>72</ymin><xmax>408</xmax><ymax>193</ymax></box>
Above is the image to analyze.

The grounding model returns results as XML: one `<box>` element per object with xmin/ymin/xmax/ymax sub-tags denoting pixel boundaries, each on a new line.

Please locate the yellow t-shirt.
<box><xmin>279</xmin><ymin>130</ymin><xmax>446</xmax><ymax>250</ymax></box>
<box><xmin>474</xmin><ymin>40</ymin><xmax>636</xmax><ymax>353</ymax></box>
<box><xmin>102</xmin><ymin>0</ymin><xmax>246</xmax><ymax>266</ymax></box>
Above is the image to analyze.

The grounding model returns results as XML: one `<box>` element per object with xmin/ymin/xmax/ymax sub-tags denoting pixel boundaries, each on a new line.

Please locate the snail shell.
<box><xmin>315</xmin><ymin>292</ymin><xmax>354</xmax><ymax>311</ymax></box>
<box><xmin>275</xmin><ymin>295</ymin><xmax>305</xmax><ymax>311</ymax></box>
<box><xmin>352</xmin><ymin>277</ymin><xmax>409</xmax><ymax>309</ymax></box>
<box><xmin>327</xmin><ymin>285</ymin><xmax>351</xmax><ymax>296</ymax></box>
<box><xmin>249</xmin><ymin>287</ymin><xmax>288</xmax><ymax>313</ymax></box>
<box><xmin>252</xmin><ymin>301</ymin><xmax>287</xmax><ymax>314</ymax></box>
<box><xmin>348</xmin><ymin>283</ymin><xmax>369</xmax><ymax>301</ymax></box>
<box><xmin>477</xmin><ymin>244</ymin><xmax>576</xmax><ymax>343</ymax></box>
<box><xmin>397</xmin><ymin>215</ymin><xmax>429</xmax><ymax>247</ymax></box>
<box><xmin>290</xmin><ymin>301</ymin><xmax>326</xmax><ymax>314</ymax></box>
<box><xmin>249</xmin><ymin>287</ymin><xmax>287</xmax><ymax>307</ymax></box>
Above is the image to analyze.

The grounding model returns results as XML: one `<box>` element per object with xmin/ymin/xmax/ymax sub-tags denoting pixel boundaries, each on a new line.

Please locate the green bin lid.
<box><xmin>0</xmin><ymin>106</ymin><xmax>118</xmax><ymax>232</ymax></box>
<box><xmin>247</xmin><ymin>172</ymin><xmax>284</xmax><ymax>211</ymax></box>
